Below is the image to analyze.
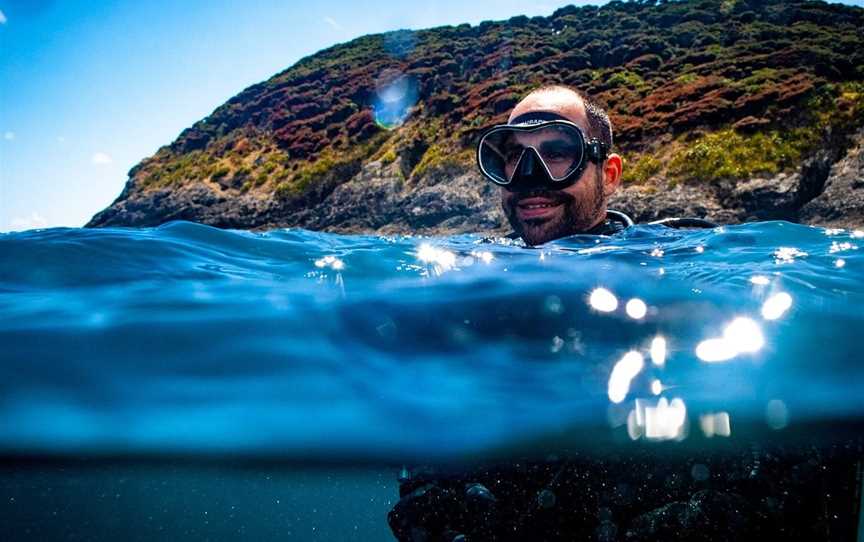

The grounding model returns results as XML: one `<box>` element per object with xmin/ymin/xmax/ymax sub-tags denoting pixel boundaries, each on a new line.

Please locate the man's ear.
<box><xmin>602</xmin><ymin>153</ymin><xmax>623</xmax><ymax>197</ymax></box>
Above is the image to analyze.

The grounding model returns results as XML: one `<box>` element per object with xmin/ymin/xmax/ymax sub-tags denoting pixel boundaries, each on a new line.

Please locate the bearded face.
<box><xmin>501</xmin><ymin>166</ymin><xmax>606</xmax><ymax>245</ymax></box>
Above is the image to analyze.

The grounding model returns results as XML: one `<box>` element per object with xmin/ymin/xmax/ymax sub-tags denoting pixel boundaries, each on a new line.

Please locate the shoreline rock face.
<box><xmin>88</xmin><ymin>129</ymin><xmax>864</xmax><ymax>234</ymax></box>
<box><xmin>87</xmin><ymin>0</ymin><xmax>864</xmax><ymax>233</ymax></box>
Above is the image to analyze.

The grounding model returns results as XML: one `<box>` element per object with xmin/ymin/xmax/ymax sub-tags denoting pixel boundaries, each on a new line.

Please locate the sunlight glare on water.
<box><xmin>0</xmin><ymin>220</ymin><xmax>862</xmax><ymax>460</ymax></box>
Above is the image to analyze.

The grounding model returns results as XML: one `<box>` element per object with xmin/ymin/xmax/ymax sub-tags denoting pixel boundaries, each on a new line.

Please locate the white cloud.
<box><xmin>0</xmin><ymin>10</ymin><xmax>7</xmax><ymax>25</ymax></box>
<box><xmin>10</xmin><ymin>212</ymin><xmax>48</xmax><ymax>231</ymax></box>
<box><xmin>323</xmin><ymin>16</ymin><xmax>341</xmax><ymax>30</ymax></box>
<box><xmin>92</xmin><ymin>152</ymin><xmax>113</xmax><ymax>165</ymax></box>
<box><xmin>3</xmin><ymin>131</ymin><xmax>14</xmax><ymax>140</ymax></box>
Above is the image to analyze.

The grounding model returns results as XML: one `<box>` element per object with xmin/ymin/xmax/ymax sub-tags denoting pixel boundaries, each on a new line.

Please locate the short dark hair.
<box><xmin>526</xmin><ymin>85</ymin><xmax>613</xmax><ymax>151</ymax></box>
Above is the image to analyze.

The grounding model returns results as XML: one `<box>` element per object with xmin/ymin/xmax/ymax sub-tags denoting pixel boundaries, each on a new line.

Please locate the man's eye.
<box><xmin>542</xmin><ymin>145</ymin><xmax>577</xmax><ymax>161</ymax></box>
<box><xmin>504</xmin><ymin>147</ymin><xmax>523</xmax><ymax>160</ymax></box>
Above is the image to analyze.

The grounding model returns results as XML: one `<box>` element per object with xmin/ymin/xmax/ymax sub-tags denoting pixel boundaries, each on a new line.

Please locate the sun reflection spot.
<box><xmin>650</xmin><ymin>336</ymin><xmax>667</xmax><ymax>367</ymax></box>
<box><xmin>695</xmin><ymin>245</ymin><xmax>705</xmax><ymax>253</ymax></box>
<box><xmin>750</xmin><ymin>275</ymin><xmax>770</xmax><ymax>286</ymax></box>
<box><xmin>629</xmin><ymin>397</ymin><xmax>687</xmax><ymax>441</ymax></box>
<box><xmin>697</xmin><ymin>317</ymin><xmax>764</xmax><ymax>362</ymax></box>
<box><xmin>589</xmin><ymin>288</ymin><xmax>618</xmax><ymax>312</ymax></box>
<box><xmin>829</xmin><ymin>241</ymin><xmax>857</xmax><ymax>253</ymax></box>
<box><xmin>835</xmin><ymin>258</ymin><xmax>846</xmax><ymax>268</ymax></box>
<box><xmin>766</xmin><ymin>399</ymin><xmax>789</xmax><ymax>429</ymax></box>
<box><xmin>774</xmin><ymin>246</ymin><xmax>808</xmax><ymax>264</ymax></box>
<box><xmin>470</xmin><ymin>250</ymin><xmax>494</xmax><ymax>264</ymax></box>
<box><xmin>651</xmin><ymin>379</ymin><xmax>662</xmax><ymax>395</ymax></box>
<box><xmin>699</xmin><ymin>411</ymin><xmax>731</xmax><ymax>438</ymax></box>
<box><xmin>607</xmin><ymin>351</ymin><xmax>644</xmax><ymax>404</ymax></box>
<box><xmin>761</xmin><ymin>292</ymin><xmax>792</xmax><ymax>320</ymax></box>
<box><xmin>725</xmin><ymin>317</ymin><xmax>764</xmax><ymax>353</ymax></box>
<box><xmin>696</xmin><ymin>338</ymin><xmax>737</xmax><ymax>362</ymax></box>
<box><xmin>314</xmin><ymin>255</ymin><xmax>345</xmax><ymax>270</ymax></box>
<box><xmin>650</xmin><ymin>247</ymin><xmax>664</xmax><ymax>257</ymax></box>
<box><xmin>852</xmin><ymin>230</ymin><xmax>864</xmax><ymax>239</ymax></box>
<box><xmin>416</xmin><ymin>243</ymin><xmax>456</xmax><ymax>275</ymax></box>
<box><xmin>625</xmin><ymin>298</ymin><xmax>647</xmax><ymax>319</ymax></box>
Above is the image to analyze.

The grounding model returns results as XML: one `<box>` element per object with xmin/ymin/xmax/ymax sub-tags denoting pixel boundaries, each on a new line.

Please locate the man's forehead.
<box><xmin>508</xmin><ymin>91</ymin><xmax>587</xmax><ymax>127</ymax></box>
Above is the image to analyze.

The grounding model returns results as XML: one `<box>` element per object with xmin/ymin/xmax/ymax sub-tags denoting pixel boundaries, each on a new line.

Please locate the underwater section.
<box><xmin>1</xmin><ymin>221</ymin><xmax>863</xmax><ymax>539</ymax></box>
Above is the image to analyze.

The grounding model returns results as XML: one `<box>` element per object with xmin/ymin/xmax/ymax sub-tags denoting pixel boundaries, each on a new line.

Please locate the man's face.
<box><xmin>501</xmin><ymin>155</ymin><xmax>605</xmax><ymax>246</ymax></box>
<box><xmin>499</xmin><ymin>90</ymin><xmax>617</xmax><ymax>246</ymax></box>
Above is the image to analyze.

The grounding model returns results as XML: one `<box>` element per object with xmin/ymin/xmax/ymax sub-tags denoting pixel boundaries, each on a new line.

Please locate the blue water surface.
<box><xmin>1</xmin><ymin>220</ymin><xmax>863</xmax><ymax>461</ymax></box>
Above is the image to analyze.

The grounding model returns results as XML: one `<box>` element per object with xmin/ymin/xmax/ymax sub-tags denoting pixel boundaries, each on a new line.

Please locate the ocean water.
<box><xmin>1</xmin><ymin>220</ymin><xmax>863</xmax><ymax>540</ymax></box>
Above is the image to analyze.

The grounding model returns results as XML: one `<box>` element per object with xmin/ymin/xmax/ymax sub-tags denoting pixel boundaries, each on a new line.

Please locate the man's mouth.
<box><xmin>516</xmin><ymin>197</ymin><xmax>562</xmax><ymax>220</ymax></box>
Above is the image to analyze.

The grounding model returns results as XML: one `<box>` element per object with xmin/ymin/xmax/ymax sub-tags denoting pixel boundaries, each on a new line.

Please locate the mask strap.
<box><xmin>509</xmin><ymin>111</ymin><xmax>570</xmax><ymax>125</ymax></box>
<box><xmin>586</xmin><ymin>140</ymin><xmax>608</xmax><ymax>163</ymax></box>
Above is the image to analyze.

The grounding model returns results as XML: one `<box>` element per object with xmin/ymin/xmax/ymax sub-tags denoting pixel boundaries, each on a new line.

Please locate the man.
<box><xmin>477</xmin><ymin>85</ymin><xmax>630</xmax><ymax>245</ymax></box>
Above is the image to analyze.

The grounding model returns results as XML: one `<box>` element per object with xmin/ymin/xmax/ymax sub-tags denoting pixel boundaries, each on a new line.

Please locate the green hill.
<box><xmin>87</xmin><ymin>0</ymin><xmax>864</xmax><ymax>231</ymax></box>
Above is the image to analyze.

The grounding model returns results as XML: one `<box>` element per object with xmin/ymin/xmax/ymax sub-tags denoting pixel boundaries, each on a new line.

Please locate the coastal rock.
<box><xmin>799</xmin><ymin>129</ymin><xmax>864</xmax><ymax>228</ymax></box>
<box><xmin>609</xmin><ymin>183</ymin><xmax>733</xmax><ymax>225</ymax></box>
<box><xmin>301</xmin><ymin>161</ymin><xmax>508</xmax><ymax>235</ymax></box>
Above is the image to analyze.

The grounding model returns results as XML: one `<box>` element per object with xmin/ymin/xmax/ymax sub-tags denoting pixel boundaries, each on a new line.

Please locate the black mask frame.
<box><xmin>476</xmin><ymin>118</ymin><xmax>608</xmax><ymax>191</ymax></box>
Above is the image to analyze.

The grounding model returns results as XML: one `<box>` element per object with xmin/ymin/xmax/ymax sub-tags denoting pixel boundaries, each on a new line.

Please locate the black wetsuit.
<box><xmin>505</xmin><ymin>210</ymin><xmax>718</xmax><ymax>242</ymax></box>
<box><xmin>387</xmin><ymin>439</ymin><xmax>862</xmax><ymax>542</ymax></box>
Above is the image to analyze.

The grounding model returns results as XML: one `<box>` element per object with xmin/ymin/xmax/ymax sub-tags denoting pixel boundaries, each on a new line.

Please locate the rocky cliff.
<box><xmin>87</xmin><ymin>0</ymin><xmax>864</xmax><ymax>232</ymax></box>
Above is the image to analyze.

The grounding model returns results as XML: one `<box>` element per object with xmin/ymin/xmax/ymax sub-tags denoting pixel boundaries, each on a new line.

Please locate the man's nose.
<box><xmin>519</xmin><ymin>149</ymin><xmax>537</xmax><ymax>177</ymax></box>
<box><xmin>507</xmin><ymin>148</ymin><xmax>548</xmax><ymax>191</ymax></box>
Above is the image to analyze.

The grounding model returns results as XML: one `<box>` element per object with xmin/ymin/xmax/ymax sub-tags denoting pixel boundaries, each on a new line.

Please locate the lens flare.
<box><xmin>373</xmin><ymin>70</ymin><xmax>418</xmax><ymax>129</ymax></box>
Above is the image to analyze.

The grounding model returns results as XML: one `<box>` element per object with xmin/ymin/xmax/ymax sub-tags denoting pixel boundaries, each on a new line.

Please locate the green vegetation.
<box><xmin>380</xmin><ymin>148</ymin><xmax>397</xmax><ymax>164</ymax></box>
<box><xmin>668</xmin><ymin>128</ymin><xmax>815</xmax><ymax>182</ymax></box>
<box><xmin>733</xmin><ymin>68</ymin><xmax>783</xmax><ymax>94</ymax></box>
<box><xmin>410</xmin><ymin>145</ymin><xmax>473</xmax><ymax>179</ymax></box>
<box><xmin>674</xmin><ymin>73</ymin><xmax>699</xmax><ymax>85</ymax></box>
<box><xmin>625</xmin><ymin>154</ymin><xmax>663</xmax><ymax>184</ymax></box>
<box><xmin>607</xmin><ymin>70</ymin><xmax>648</xmax><ymax>92</ymax></box>
<box><xmin>142</xmin><ymin>150</ymin><xmax>216</xmax><ymax>189</ymax></box>
<box><xmin>211</xmin><ymin>166</ymin><xmax>230</xmax><ymax>180</ymax></box>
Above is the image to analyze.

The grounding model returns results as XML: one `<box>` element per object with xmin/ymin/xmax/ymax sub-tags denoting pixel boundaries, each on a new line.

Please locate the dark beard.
<box><xmin>504</xmin><ymin>171</ymin><xmax>606</xmax><ymax>245</ymax></box>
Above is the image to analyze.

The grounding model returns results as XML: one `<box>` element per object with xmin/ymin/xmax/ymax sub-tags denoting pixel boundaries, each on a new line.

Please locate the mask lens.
<box><xmin>478</xmin><ymin>123</ymin><xmax>586</xmax><ymax>184</ymax></box>
<box><xmin>533</xmin><ymin>125</ymin><xmax>584</xmax><ymax>180</ymax></box>
<box><xmin>478</xmin><ymin>130</ymin><xmax>523</xmax><ymax>184</ymax></box>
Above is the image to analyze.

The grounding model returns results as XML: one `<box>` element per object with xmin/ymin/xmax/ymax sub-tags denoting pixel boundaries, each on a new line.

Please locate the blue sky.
<box><xmin>1</xmin><ymin>0</ymin><xmax>862</xmax><ymax>231</ymax></box>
